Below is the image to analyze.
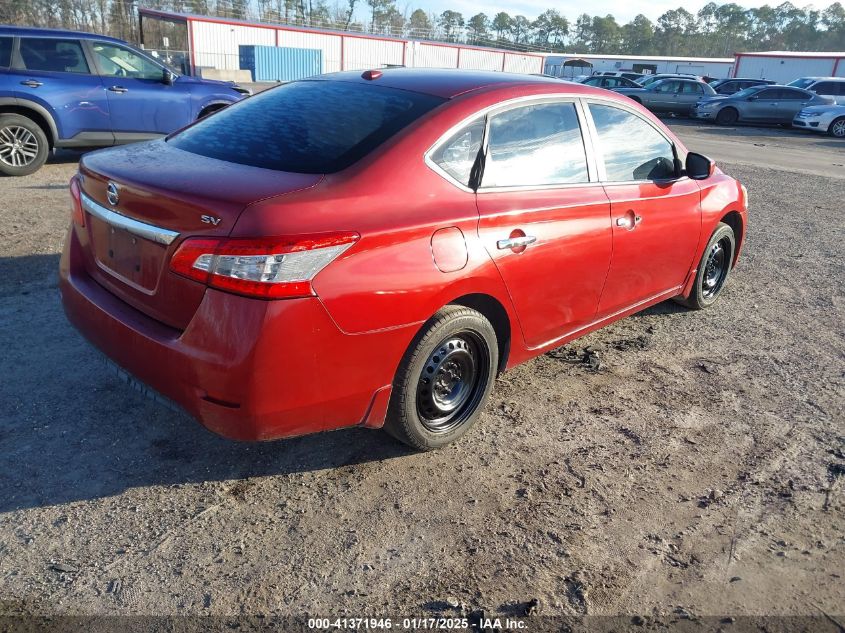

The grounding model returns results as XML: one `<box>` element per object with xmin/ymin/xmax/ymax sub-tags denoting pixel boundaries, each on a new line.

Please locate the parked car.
<box><xmin>0</xmin><ymin>26</ymin><xmax>250</xmax><ymax>176</ymax></box>
<box><xmin>787</xmin><ymin>77</ymin><xmax>845</xmax><ymax>105</ymax></box>
<box><xmin>60</xmin><ymin>69</ymin><xmax>748</xmax><ymax>450</ymax></box>
<box><xmin>615</xmin><ymin>78</ymin><xmax>717</xmax><ymax>114</ymax></box>
<box><xmin>637</xmin><ymin>73</ymin><xmax>703</xmax><ymax>87</ymax></box>
<box><xmin>692</xmin><ymin>85</ymin><xmax>833</xmax><ymax>125</ymax></box>
<box><xmin>579</xmin><ymin>75</ymin><xmax>641</xmax><ymax>89</ymax></box>
<box><xmin>709</xmin><ymin>78</ymin><xmax>775</xmax><ymax>95</ymax></box>
<box><xmin>595</xmin><ymin>71</ymin><xmax>645</xmax><ymax>82</ymax></box>
<box><xmin>792</xmin><ymin>104</ymin><xmax>845</xmax><ymax>137</ymax></box>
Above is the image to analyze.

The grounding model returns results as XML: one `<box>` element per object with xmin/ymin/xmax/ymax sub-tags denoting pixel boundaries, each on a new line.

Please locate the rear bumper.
<box><xmin>59</xmin><ymin>228</ymin><xmax>407</xmax><ymax>441</ymax></box>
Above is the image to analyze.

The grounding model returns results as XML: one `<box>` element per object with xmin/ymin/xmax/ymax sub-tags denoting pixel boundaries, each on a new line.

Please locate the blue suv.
<box><xmin>0</xmin><ymin>26</ymin><xmax>249</xmax><ymax>176</ymax></box>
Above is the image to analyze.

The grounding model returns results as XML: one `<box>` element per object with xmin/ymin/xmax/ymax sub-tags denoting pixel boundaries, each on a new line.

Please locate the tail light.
<box><xmin>70</xmin><ymin>176</ymin><xmax>84</xmax><ymax>227</ymax></box>
<box><xmin>169</xmin><ymin>232</ymin><xmax>359</xmax><ymax>299</ymax></box>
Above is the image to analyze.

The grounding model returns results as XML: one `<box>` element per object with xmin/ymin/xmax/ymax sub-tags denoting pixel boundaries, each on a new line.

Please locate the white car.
<box><xmin>792</xmin><ymin>104</ymin><xmax>845</xmax><ymax>138</ymax></box>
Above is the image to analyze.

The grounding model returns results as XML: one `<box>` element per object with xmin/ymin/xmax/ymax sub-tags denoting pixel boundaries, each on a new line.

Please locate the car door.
<box><xmin>742</xmin><ymin>87</ymin><xmax>781</xmax><ymax>121</ymax></box>
<box><xmin>585</xmin><ymin>101</ymin><xmax>701</xmax><ymax>316</ymax></box>
<box><xmin>775</xmin><ymin>88</ymin><xmax>813</xmax><ymax>121</ymax></box>
<box><xmin>676</xmin><ymin>81</ymin><xmax>705</xmax><ymax>112</ymax></box>
<box><xmin>648</xmin><ymin>80</ymin><xmax>679</xmax><ymax>111</ymax></box>
<box><xmin>87</xmin><ymin>39</ymin><xmax>190</xmax><ymax>137</ymax></box>
<box><xmin>10</xmin><ymin>36</ymin><xmax>112</xmax><ymax>142</ymax></box>
<box><xmin>474</xmin><ymin>99</ymin><xmax>613</xmax><ymax>349</ymax></box>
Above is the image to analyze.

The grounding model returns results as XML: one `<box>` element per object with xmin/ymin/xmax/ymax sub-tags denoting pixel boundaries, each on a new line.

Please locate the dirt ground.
<box><xmin>0</xmin><ymin>122</ymin><xmax>843</xmax><ymax>628</ymax></box>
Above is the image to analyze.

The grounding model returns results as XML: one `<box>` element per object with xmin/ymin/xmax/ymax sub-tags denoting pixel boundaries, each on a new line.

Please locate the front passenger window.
<box><xmin>92</xmin><ymin>42</ymin><xmax>164</xmax><ymax>80</ymax></box>
<box><xmin>589</xmin><ymin>103</ymin><xmax>676</xmax><ymax>182</ymax></box>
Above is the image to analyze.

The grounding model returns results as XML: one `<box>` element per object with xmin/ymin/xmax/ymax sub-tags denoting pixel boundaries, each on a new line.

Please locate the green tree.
<box><xmin>467</xmin><ymin>13</ymin><xmax>491</xmax><ymax>44</ymax></box>
<box><xmin>492</xmin><ymin>12</ymin><xmax>513</xmax><ymax>41</ymax></box>
<box><xmin>438</xmin><ymin>10</ymin><xmax>464</xmax><ymax>42</ymax></box>
<box><xmin>407</xmin><ymin>8</ymin><xmax>433</xmax><ymax>38</ymax></box>
<box><xmin>511</xmin><ymin>15</ymin><xmax>531</xmax><ymax>44</ymax></box>
<box><xmin>532</xmin><ymin>9</ymin><xmax>569</xmax><ymax>50</ymax></box>
<box><xmin>622</xmin><ymin>14</ymin><xmax>655</xmax><ymax>55</ymax></box>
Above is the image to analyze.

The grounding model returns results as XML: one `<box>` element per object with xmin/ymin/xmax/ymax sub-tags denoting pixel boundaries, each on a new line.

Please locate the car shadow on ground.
<box><xmin>0</xmin><ymin>254</ymin><xmax>415</xmax><ymax>513</ymax></box>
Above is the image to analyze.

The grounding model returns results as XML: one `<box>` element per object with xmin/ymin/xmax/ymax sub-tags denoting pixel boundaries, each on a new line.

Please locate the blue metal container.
<box><xmin>239</xmin><ymin>45</ymin><xmax>323</xmax><ymax>82</ymax></box>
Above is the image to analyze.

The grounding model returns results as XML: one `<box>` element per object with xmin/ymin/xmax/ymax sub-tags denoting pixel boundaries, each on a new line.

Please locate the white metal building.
<box><xmin>543</xmin><ymin>54</ymin><xmax>735</xmax><ymax>79</ymax></box>
<box><xmin>731</xmin><ymin>51</ymin><xmax>845</xmax><ymax>83</ymax></box>
<box><xmin>138</xmin><ymin>9</ymin><xmax>545</xmax><ymax>78</ymax></box>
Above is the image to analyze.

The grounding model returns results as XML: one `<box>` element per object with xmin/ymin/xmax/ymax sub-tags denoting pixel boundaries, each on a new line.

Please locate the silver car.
<box><xmin>614</xmin><ymin>78</ymin><xmax>717</xmax><ymax>114</ymax></box>
<box><xmin>692</xmin><ymin>85</ymin><xmax>833</xmax><ymax>125</ymax></box>
<box><xmin>792</xmin><ymin>104</ymin><xmax>845</xmax><ymax>137</ymax></box>
<box><xmin>787</xmin><ymin>77</ymin><xmax>845</xmax><ymax>105</ymax></box>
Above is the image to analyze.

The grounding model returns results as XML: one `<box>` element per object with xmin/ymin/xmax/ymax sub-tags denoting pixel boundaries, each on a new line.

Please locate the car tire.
<box><xmin>0</xmin><ymin>114</ymin><xmax>49</xmax><ymax>177</ymax></box>
<box><xmin>715</xmin><ymin>108</ymin><xmax>739</xmax><ymax>125</ymax></box>
<box><xmin>675</xmin><ymin>222</ymin><xmax>736</xmax><ymax>311</ymax></box>
<box><xmin>384</xmin><ymin>305</ymin><xmax>498</xmax><ymax>451</ymax></box>
<box><xmin>828</xmin><ymin>116</ymin><xmax>845</xmax><ymax>138</ymax></box>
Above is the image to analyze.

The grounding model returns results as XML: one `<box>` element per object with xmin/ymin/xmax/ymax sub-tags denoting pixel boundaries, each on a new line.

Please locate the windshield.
<box><xmin>788</xmin><ymin>78</ymin><xmax>814</xmax><ymax>89</ymax></box>
<box><xmin>168</xmin><ymin>80</ymin><xmax>446</xmax><ymax>174</ymax></box>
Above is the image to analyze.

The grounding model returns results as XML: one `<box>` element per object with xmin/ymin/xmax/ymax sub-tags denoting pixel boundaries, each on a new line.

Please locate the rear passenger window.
<box><xmin>19</xmin><ymin>38</ymin><xmax>89</xmax><ymax>74</ymax></box>
<box><xmin>0</xmin><ymin>37</ymin><xmax>12</xmax><ymax>68</ymax></box>
<box><xmin>757</xmin><ymin>89</ymin><xmax>779</xmax><ymax>100</ymax></box>
<box><xmin>430</xmin><ymin>118</ymin><xmax>484</xmax><ymax>186</ymax></box>
<box><xmin>778</xmin><ymin>89</ymin><xmax>806</xmax><ymax>100</ymax></box>
<box><xmin>481</xmin><ymin>102</ymin><xmax>589</xmax><ymax>188</ymax></box>
<box><xmin>680</xmin><ymin>82</ymin><xmax>703</xmax><ymax>94</ymax></box>
<box><xmin>589</xmin><ymin>103</ymin><xmax>676</xmax><ymax>182</ymax></box>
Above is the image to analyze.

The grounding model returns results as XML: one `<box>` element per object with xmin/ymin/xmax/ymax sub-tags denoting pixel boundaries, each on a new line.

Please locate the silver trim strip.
<box><xmin>81</xmin><ymin>192</ymin><xmax>179</xmax><ymax>246</ymax></box>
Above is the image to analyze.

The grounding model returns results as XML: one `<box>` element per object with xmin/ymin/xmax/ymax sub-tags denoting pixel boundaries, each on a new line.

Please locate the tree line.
<box><xmin>1</xmin><ymin>0</ymin><xmax>843</xmax><ymax>55</ymax></box>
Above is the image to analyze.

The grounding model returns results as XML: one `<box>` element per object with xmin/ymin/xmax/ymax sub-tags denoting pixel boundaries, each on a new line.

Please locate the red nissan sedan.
<box><xmin>60</xmin><ymin>69</ymin><xmax>748</xmax><ymax>450</ymax></box>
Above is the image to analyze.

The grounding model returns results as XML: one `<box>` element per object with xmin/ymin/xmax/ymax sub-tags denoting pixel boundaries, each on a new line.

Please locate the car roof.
<box><xmin>796</xmin><ymin>77</ymin><xmax>844</xmax><ymax>81</ymax></box>
<box><xmin>0</xmin><ymin>25</ymin><xmax>127</xmax><ymax>45</ymax></box>
<box><xmin>315</xmin><ymin>68</ymin><xmax>612</xmax><ymax>100</ymax></box>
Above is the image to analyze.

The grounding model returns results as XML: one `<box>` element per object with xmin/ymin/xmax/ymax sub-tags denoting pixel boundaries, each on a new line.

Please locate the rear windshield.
<box><xmin>168</xmin><ymin>80</ymin><xmax>445</xmax><ymax>173</ymax></box>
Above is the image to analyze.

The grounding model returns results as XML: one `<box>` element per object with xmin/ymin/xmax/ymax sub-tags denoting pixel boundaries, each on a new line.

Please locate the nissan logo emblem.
<box><xmin>106</xmin><ymin>182</ymin><xmax>120</xmax><ymax>206</ymax></box>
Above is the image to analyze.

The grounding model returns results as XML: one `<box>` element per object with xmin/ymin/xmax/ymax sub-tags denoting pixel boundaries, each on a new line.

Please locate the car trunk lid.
<box><xmin>77</xmin><ymin>140</ymin><xmax>322</xmax><ymax>330</ymax></box>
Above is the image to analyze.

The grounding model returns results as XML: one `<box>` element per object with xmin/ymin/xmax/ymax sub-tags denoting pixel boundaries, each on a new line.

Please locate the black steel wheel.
<box><xmin>385</xmin><ymin>305</ymin><xmax>498</xmax><ymax>450</ymax></box>
<box><xmin>675</xmin><ymin>222</ymin><xmax>736</xmax><ymax>310</ymax></box>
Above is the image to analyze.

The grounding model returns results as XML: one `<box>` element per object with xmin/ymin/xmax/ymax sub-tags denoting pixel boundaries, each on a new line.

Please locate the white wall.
<box><xmin>342</xmin><ymin>37</ymin><xmax>404</xmax><ymax>70</ymax></box>
<box><xmin>277</xmin><ymin>30</ymin><xmax>343</xmax><ymax>73</ymax></box>
<box><xmin>414</xmin><ymin>43</ymin><xmax>459</xmax><ymax>69</ymax></box>
<box><xmin>504</xmin><ymin>52</ymin><xmax>543</xmax><ymax>74</ymax></box>
<box><xmin>191</xmin><ymin>21</ymin><xmax>274</xmax><ymax>70</ymax></box>
<box><xmin>735</xmin><ymin>56</ymin><xmax>839</xmax><ymax>82</ymax></box>
<box><xmin>459</xmin><ymin>47</ymin><xmax>504</xmax><ymax>71</ymax></box>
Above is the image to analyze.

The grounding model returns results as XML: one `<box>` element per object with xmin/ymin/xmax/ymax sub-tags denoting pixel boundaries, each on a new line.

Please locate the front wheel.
<box><xmin>675</xmin><ymin>222</ymin><xmax>736</xmax><ymax>310</ymax></box>
<box><xmin>384</xmin><ymin>305</ymin><xmax>498</xmax><ymax>451</ymax></box>
<box><xmin>829</xmin><ymin>117</ymin><xmax>845</xmax><ymax>138</ymax></box>
<box><xmin>716</xmin><ymin>107</ymin><xmax>739</xmax><ymax>125</ymax></box>
<box><xmin>0</xmin><ymin>114</ymin><xmax>49</xmax><ymax>176</ymax></box>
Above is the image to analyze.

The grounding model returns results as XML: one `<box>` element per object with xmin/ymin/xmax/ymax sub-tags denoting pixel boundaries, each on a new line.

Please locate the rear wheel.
<box><xmin>384</xmin><ymin>305</ymin><xmax>498</xmax><ymax>451</ymax></box>
<box><xmin>829</xmin><ymin>117</ymin><xmax>845</xmax><ymax>138</ymax></box>
<box><xmin>0</xmin><ymin>114</ymin><xmax>49</xmax><ymax>177</ymax></box>
<box><xmin>716</xmin><ymin>107</ymin><xmax>739</xmax><ymax>125</ymax></box>
<box><xmin>675</xmin><ymin>222</ymin><xmax>736</xmax><ymax>310</ymax></box>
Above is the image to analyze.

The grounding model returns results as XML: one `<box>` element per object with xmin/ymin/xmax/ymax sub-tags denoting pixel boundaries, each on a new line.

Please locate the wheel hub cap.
<box><xmin>0</xmin><ymin>126</ymin><xmax>39</xmax><ymax>168</ymax></box>
<box><xmin>416</xmin><ymin>334</ymin><xmax>488</xmax><ymax>433</ymax></box>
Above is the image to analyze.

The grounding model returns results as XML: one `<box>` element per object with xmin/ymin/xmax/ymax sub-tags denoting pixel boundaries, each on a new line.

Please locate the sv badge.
<box><xmin>201</xmin><ymin>215</ymin><xmax>222</xmax><ymax>226</ymax></box>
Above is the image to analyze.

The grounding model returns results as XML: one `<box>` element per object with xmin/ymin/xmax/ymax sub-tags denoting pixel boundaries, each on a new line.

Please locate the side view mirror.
<box><xmin>747</xmin><ymin>95</ymin><xmax>758</xmax><ymax>101</ymax></box>
<box><xmin>162</xmin><ymin>69</ymin><xmax>174</xmax><ymax>85</ymax></box>
<box><xmin>685</xmin><ymin>152</ymin><xmax>715</xmax><ymax>180</ymax></box>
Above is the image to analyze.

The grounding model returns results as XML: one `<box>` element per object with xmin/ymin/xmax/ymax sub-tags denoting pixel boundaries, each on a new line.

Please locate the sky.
<box><xmin>400</xmin><ymin>0</ymin><xmax>839</xmax><ymax>25</ymax></box>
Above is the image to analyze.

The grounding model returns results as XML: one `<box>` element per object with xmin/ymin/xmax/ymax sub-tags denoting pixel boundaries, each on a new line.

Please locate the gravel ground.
<box><xmin>0</xmin><ymin>123</ymin><xmax>843</xmax><ymax>626</ymax></box>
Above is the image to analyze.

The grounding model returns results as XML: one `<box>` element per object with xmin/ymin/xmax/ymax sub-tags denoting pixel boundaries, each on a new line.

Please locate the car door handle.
<box><xmin>20</xmin><ymin>80</ymin><xmax>42</xmax><ymax>88</ymax></box>
<box><xmin>108</xmin><ymin>86</ymin><xmax>128</xmax><ymax>93</ymax></box>
<box><xmin>497</xmin><ymin>235</ymin><xmax>536</xmax><ymax>250</ymax></box>
<box><xmin>616</xmin><ymin>214</ymin><xmax>643</xmax><ymax>228</ymax></box>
